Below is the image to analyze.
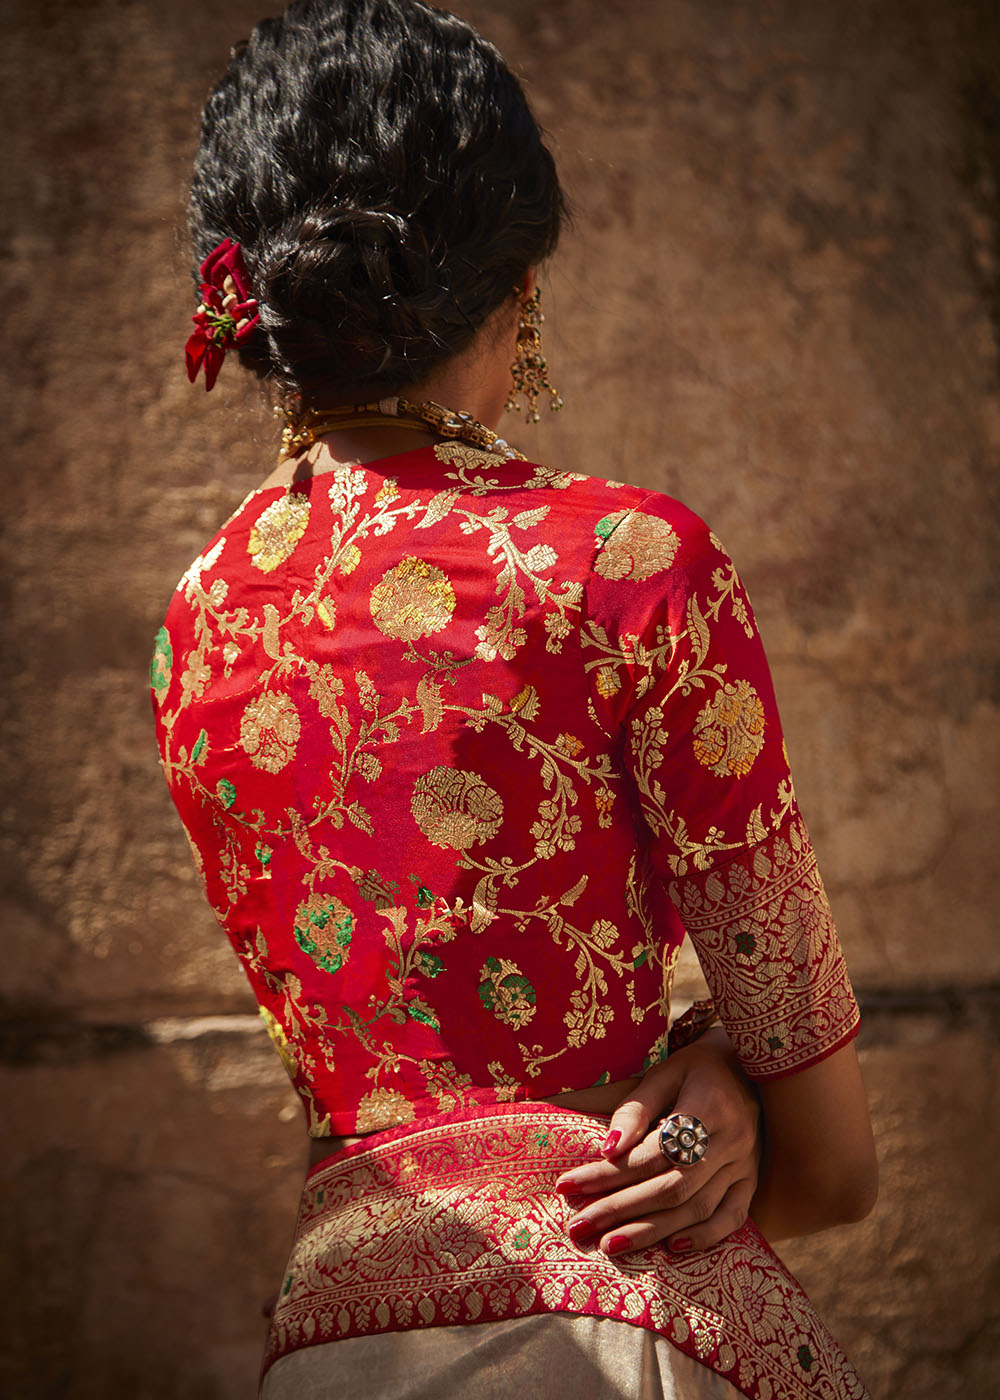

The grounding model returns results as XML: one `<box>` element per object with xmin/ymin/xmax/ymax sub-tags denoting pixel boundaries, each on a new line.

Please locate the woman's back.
<box><xmin>160</xmin><ymin>5</ymin><xmax>876</xmax><ymax>1391</ymax></box>
<box><xmin>153</xmin><ymin>440</ymin><xmax>856</xmax><ymax>1140</ymax></box>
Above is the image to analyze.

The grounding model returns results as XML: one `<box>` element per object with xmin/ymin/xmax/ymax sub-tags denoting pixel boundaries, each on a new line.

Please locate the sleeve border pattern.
<box><xmin>668</xmin><ymin>808</ymin><xmax>860</xmax><ymax>1080</ymax></box>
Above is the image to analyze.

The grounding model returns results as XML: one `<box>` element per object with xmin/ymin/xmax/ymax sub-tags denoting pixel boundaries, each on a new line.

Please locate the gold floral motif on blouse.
<box><xmin>239</xmin><ymin>690</ymin><xmax>301</xmax><ymax>772</ymax></box>
<box><xmin>370</xmin><ymin>556</ymin><xmax>457</xmax><ymax>640</ymax></box>
<box><xmin>248</xmin><ymin>492</ymin><xmax>311</xmax><ymax>572</ymax></box>
<box><xmin>593</xmin><ymin>509</ymin><xmax>679</xmax><ymax>580</ymax></box>
<box><xmin>411</xmin><ymin>767</ymin><xmax>505</xmax><ymax>850</ymax></box>
<box><xmin>692</xmin><ymin>678</ymin><xmax>767</xmax><ymax>778</ymax></box>
<box><xmin>355</xmin><ymin>1087</ymin><xmax>417</xmax><ymax>1134</ymax></box>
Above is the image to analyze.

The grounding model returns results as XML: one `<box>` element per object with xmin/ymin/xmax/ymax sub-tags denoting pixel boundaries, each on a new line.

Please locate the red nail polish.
<box><xmin>568</xmin><ymin>1219</ymin><xmax>592</xmax><ymax>1244</ymax></box>
<box><xmin>605</xmin><ymin>1233</ymin><xmax>631</xmax><ymax>1256</ymax></box>
<box><xmin>602</xmin><ymin>1130</ymin><xmax>621</xmax><ymax>1156</ymax></box>
<box><xmin>555</xmin><ymin>1178</ymin><xmax>577</xmax><ymax>1195</ymax></box>
<box><xmin>670</xmin><ymin>1237</ymin><xmax>692</xmax><ymax>1252</ymax></box>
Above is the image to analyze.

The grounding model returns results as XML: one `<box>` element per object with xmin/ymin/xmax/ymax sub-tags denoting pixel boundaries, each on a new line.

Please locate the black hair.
<box><xmin>189</xmin><ymin>0</ymin><xmax>566</xmax><ymax>401</ymax></box>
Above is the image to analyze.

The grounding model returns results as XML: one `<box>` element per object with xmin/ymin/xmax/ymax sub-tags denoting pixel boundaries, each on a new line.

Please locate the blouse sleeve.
<box><xmin>583</xmin><ymin>491</ymin><xmax>859</xmax><ymax>1080</ymax></box>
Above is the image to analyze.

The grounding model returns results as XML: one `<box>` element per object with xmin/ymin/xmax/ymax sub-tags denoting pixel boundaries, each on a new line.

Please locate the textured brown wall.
<box><xmin>3</xmin><ymin>0</ymin><xmax>998</xmax><ymax>1396</ymax></box>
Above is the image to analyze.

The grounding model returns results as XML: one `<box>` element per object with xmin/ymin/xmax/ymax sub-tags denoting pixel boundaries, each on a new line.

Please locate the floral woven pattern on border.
<box><xmin>264</xmin><ymin>1103</ymin><xmax>869</xmax><ymax>1400</ymax></box>
<box><xmin>668</xmin><ymin>811</ymin><xmax>860</xmax><ymax>1079</ymax></box>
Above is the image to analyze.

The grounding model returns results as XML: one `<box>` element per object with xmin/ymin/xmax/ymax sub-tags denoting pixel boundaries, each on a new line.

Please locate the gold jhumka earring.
<box><xmin>504</xmin><ymin>287</ymin><xmax>563</xmax><ymax>423</ymax></box>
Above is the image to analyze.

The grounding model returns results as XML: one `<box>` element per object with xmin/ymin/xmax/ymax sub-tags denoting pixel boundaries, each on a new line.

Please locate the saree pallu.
<box><xmin>262</xmin><ymin>1103</ymin><xmax>869</xmax><ymax>1400</ymax></box>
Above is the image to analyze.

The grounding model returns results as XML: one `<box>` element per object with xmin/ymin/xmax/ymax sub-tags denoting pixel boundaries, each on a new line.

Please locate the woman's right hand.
<box><xmin>554</xmin><ymin>1028</ymin><xmax>761</xmax><ymax>1256</ymax></box>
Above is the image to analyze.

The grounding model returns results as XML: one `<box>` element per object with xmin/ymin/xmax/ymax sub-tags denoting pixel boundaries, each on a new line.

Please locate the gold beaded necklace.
<box><xmin>278</xmin><ymin>395</ymin><xmax>525</xmax><ymax>463</ymax></box>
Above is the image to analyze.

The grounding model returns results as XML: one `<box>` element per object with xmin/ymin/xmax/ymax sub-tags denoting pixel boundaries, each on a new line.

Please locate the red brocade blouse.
<box><xmin>152</xmin><ymin>444</ymin><xmax>859</xmax><ymax>1137</ymax></box>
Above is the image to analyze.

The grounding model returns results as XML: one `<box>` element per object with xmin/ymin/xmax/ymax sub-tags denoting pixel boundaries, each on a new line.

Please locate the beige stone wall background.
<box><xmin>2</xmin><ymin>0</ymin><xmax>998</xmax><ymax>1395</ymax></box>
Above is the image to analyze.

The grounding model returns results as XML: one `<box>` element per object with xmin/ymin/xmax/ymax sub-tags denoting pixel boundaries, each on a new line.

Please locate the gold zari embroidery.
<box><xmin>265</xmin><ymin>1105</ymin><xmax>870</xmax><ymax>1400</ymax></box>
<box><xmin>669</xmin><ymin>812</ymin><xmax>860</xmax><ymax>1078</ymax></box>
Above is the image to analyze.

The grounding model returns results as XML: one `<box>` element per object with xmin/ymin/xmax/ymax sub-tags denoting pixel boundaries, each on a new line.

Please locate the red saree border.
<box><xmin>264</xmin><ymin>1102</ymin><xmax>869</xmax><ymax>1399</ymax></box>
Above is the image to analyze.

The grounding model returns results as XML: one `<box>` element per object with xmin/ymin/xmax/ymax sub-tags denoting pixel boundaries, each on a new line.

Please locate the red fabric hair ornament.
<box><xmin>184</xmin><ymin>238</ymin><xmax>260</xmax><ymax>391</ymax></box>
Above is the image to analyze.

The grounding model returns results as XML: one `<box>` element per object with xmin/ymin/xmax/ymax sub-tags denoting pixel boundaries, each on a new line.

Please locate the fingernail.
<box><xmin>601</xmin><ymin>1130</ymin><xmax>621</xmax><ymax>1156</ymax></box>
<box><xmin>555</xmin><ymin>1178</ymin><xmax>578</xmax><ymax>1195</ymax></box>
<box><xmin>670</xmin><ymin>1237</ymin><xmax>692</xmax><ymax>1253</ymax></box>
<box><xmin>568</xmin><ymin>1219</ymin><xmax>593</xmax><ymax>1244</ymax></box>
<box><xmin>604</xmin><ymin>1233</ymin><xmax>631</xmax><ymax>1256</ymax></box>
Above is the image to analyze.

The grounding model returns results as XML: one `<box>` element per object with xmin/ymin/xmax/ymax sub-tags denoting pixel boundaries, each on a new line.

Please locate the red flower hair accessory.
<box><xmin>184</xmin><ymin>237</ymin><xmax>260</xmax><ymax>391</ymax></box>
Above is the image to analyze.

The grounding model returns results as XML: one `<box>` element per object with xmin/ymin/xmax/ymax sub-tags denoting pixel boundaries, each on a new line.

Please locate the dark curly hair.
<box><xmin>189</xmin><ymin>0</ymin><xmax>566</xmax><ymax>401</ymax></box>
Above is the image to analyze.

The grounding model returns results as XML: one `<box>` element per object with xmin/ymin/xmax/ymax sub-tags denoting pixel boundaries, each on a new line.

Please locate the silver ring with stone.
<box><xmin>658</xmin><ymin>1113</ymin><xmax>710</xmax><ymax>1166</ymax></box>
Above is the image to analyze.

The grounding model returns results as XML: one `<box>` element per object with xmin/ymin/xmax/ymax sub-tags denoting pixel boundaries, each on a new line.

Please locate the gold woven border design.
<box><xmin>264</xmin><ymin>1104</ymin><xmax>868</xmax><ymax>1399</ymax></box>
<box><xmin>669</xmin><ymin>812</ymin><xmax>860</xmax><ymax>1079</ymax></box>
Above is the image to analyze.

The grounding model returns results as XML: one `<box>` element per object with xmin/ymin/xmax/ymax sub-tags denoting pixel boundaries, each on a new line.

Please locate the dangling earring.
<box><xmin>504</xmin><ymin>287</ymin><xmax>563</xmax><ymax>423</ymax></box>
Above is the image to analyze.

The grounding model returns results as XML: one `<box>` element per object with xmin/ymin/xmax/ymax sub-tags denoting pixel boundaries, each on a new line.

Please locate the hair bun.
<box><xmin>189</xmin><ymin>0</ymin><xmax>564</xmax><ymax>399</ymax></box>
<box><xmin>272</xmin><ymin>204</ymin><xmax>429</xmax><ymax>302</ymax></box>
<box><xmin>251</xmin><ymin>202</ymin><xmax>460</xmax><ymax>389</ymax></box>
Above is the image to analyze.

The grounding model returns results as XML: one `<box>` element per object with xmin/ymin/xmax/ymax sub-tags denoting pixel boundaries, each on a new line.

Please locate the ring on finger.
<box><xmin>658</xmin><ymin>1112</ymin><xmax>710</xmax><ymax>1166</ymax></box>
